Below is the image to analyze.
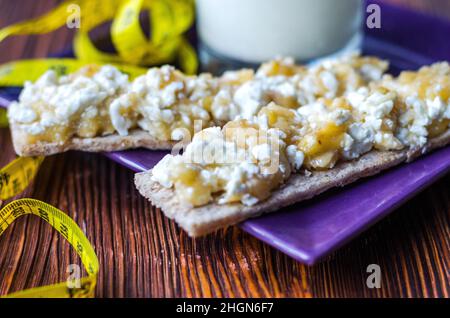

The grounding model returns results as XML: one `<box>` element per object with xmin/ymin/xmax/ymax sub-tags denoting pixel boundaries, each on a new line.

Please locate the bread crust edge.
<box><xmin>10</xmin><ymin>125</ymin><xmax>175</xmax><ymax>156</ymax></box>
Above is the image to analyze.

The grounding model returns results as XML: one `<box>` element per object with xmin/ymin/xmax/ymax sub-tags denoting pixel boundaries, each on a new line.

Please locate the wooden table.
<box><xmin>0</xmin><ymin>0</ymin><xmax>449</xmax><ymax>298</ymax></box>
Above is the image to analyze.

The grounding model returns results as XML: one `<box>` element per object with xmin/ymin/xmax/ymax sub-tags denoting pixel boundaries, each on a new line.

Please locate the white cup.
<box><xmin>196</xmin><ymin>0</ymin><xmax>363</xmax><ymax>69</ymax></box>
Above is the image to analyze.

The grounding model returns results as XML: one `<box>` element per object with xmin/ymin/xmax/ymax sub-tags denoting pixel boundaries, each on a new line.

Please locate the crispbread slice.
<box><xmin>10</xmin><ymin>124</ymin><xmax>174</xmax><ymax>156</ymax></box>
<box><xmin>135</xmin><ymin>130</ymin><xmax>450</xmax><ymax>237</ymax></box>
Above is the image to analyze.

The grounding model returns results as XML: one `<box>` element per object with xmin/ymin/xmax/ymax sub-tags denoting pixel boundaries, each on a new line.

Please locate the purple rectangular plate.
<box><xmin>1</xmin><ymin>0</ymin><xmax>449</xmax><ymax>264</ymax></box>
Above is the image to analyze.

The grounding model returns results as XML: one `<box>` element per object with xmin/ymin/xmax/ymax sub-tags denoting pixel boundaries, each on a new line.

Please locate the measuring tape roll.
<box><xmin>0</xmin><ymin>199</ymin><xmax>99</xmax><ymax>298</ymax></box>
<box><xmin>0</xmin><ymin>0</ymin><xmax>198</xmax><ymax>86</ymax></box>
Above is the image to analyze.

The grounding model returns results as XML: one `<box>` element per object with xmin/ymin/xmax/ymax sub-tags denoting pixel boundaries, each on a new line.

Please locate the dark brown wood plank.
<box><xmin>0</xmin><ymin>0</ymin><xmax>449</xmax><ymax>298</ymax></box>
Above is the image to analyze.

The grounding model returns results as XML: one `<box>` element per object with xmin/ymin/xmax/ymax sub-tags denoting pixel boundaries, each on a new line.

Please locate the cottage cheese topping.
<box><xmin>110</xmin><ymin>66</ymin><xmax>219</xmax><ymax>140</ymax></box>
<box><xmin>211</xmin><ymin>69</ymin><xmax>255</xmax><ymax>122</ymax></box>
<box><xmin>152</xmin><ymin>62</ymin><xmax>450</xmax><ymax>207</ymax></box>
<box><xmin>109</xmin><ymin>93</ymin><xmax>137</xmax><ymax>136</ymax></box>
<box><xmin>9</xmin><ymin>54</ymin><xmax>390</xmax><ymax>146</ymax></box>
<box><xmin>225</xmin><ymin>54</ymin><xmax>389</xmax><ymax>122</ymax></box>
<box><xmin>295</xmin><ymin>98</ymin><xmax>352</xmax><ymax>169</ymax></box>
<box><xmin>8</xmin><ymin>65</ymin><xmax>129</xmax><ymax>143</ymax></box>
<box><xmin>233</xmin><ymin>75</ymin><xmax>301</xmax><ymax>119</ymax></box>
<box><xmin>209</xmin><ymin>58</ymin><xmax>304</xmax><ymax>122</ymax></box>
<box><xmin>110</xmin><ymin>66</ymin><xmax>258</xmax><ymax>140</ymax></box>
<box><xmin>347</xmin><ymin>87</ymin><xmax>403</xmax><ymax>151</ymax></box>
<box><xmin>381</xmin><ymin>62</ymin><xmax>450</xmax><ymax>148</ymax></box>
<box><xmin>298</xmin><ymin>53</ymin><xmax>388</xmax><ymax>104</ymax></box>
<box><xmin>341</xmin><ymin>123</ymin><xmax>374</xmax><ymax>160</ymax></box>
<box><xmin>152</xmin><ymin>117</ymin><xmax>292</xmax><ymax>206</ymax></box>
<box><xmin>286</xmin><ymin>145</ymin><xmax>305</xmax><ymax>170</ymax></box>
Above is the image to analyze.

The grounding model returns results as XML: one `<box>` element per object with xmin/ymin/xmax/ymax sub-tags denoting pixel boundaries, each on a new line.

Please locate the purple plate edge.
<box><xmin>240</xmin><ymin>152</ymin><xmax>450</xmax><ymax>265</ymax></box>
<box><xmin>104</xmin><ymin>152</ymin><xmax>147</xmax><ymax>172</ymax></box>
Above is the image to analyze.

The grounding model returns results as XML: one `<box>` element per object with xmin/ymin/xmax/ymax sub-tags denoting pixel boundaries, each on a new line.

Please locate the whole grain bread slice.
<box><xmin>10</xmin><ymin>124</ymin><xmax>174</xmax><ymax>156</ymax></box>
<box><xmin>135</xmin><ymin>130</ymin><xmax>450</xmax><ymax>237</ymax></box>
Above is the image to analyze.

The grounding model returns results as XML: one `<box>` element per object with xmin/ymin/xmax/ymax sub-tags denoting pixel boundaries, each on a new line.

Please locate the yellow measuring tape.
<box><xmin>0</xmin><ymin>157</ymin><xmax>99</xmax><ymax>298</ymax></box>
<box><xmin>0</xmin><ymin>158</ymin><xmax>99</xmax><ymax>298</ymax></box>
<box><xmin>0</xmin><ymin>108</ymin><xmax>7</xmax><ymax>128</ymax></box>
<box><xmin>0</xmin><ymin>157</ymin><xmax>44</xmax><ymax>201</ymax></box>
<box><xmin>0</xmin><ymin>199</ymin><xmax>99</xmax><ymax>298</ymax></box>
<box><xmin>0</xmin><ymin>0</ymin><xmax>197</xmax><ymax>87</ymax></box>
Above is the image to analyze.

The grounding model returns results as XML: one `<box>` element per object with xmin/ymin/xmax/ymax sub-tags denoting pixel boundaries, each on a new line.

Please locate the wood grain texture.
<box><xmin>0</xmin><ymin>0</ymin><xmax>449</xmax><ymax>298</ymax></box>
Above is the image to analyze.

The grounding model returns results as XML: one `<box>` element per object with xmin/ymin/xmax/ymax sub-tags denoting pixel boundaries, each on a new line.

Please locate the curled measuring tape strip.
<box><xmin>0</xmin><ymin>0</ymin><xmax>120</xmax><ymax>41</ymax></box>
<box><xmin>76</xmin><ymin>0</ymin><xmax>197</xmax><ymax>73</ymax></box>
<box><xmin>0</xmin><ymin>199</ymin><xmax>99</xmax><ymax>298</ymax></box>
<box><xmin>0</xmin><ymin>0</ymin><xmax>197</xmax><ymax>75</ymax></box>
<box><xmin>0</xmin><ymin>108</ymin><xmax>7</xmax><ymax>128</ymax></box>
<box><xmin>0</xmin><ymin>152</ymin><xmax>99</xmax><ymax>298</ymax></box>
<box><xmin>0</xmin><ymin>156</ymin><xmax>44</xmax><ymax>201</ymax></box>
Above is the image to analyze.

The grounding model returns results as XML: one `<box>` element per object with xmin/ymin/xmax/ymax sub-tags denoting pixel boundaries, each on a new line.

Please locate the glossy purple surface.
<box><xmin>1</xmin><ymin>1</ymin><xmax>449</xmax><ymax>264</ymax></box>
